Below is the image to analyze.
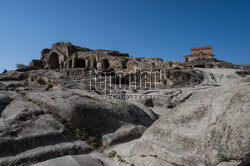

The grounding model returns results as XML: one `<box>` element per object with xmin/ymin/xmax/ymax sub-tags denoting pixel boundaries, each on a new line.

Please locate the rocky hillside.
<box><xmin>0</xmin><ymin>43</ymin><xmax>249</xmax><ymax>166</ymax></box>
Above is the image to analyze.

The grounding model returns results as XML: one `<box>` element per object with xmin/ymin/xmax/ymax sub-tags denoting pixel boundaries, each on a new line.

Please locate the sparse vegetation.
<box><xmin>16</xmin><ymin>64</ymin><xmax>28</xmax><ymax>69</ymax></box>
<box><xmin>219</xmin><ymin>155</ymin><xmax>230</xmax><ymax>162</ymax></box>
<box><xmin>48</xmin><ymin>113</ymin><xmax>103</xmax><ymax>149</ymax></box>
<box><xmin>75</xmin><ymin>128</ymin><xmax>88</xmax><ymax>140</ymax></box>
<box><xmin>108</xmin><ymin>150</ymin><xmax>117</xmax><ymax>158</ymax></box>
<box><xmin>91</xmin><ymin>141</ymin><xmax>102</xmax><ymax>149</ymax></box>
<box><xmin>118</xmin><ymin>158</ymin><xmax>127</xmax><ymax>163</ymax></box>
<box><xmin>74</xmin><ymin>128</ymin><xmax>102</xmax><ymax>148</ymax></box>
<box><xmin>113</xmin><ymin>154</ymin><xmax>131</xmax><ymax>165</ymax></box>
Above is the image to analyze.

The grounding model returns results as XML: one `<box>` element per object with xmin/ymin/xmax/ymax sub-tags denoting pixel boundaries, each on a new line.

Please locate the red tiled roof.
<box><xmin>191</xmin><ymin>46</ymin><xmax>212</xmax><ymax>50</ymax></box>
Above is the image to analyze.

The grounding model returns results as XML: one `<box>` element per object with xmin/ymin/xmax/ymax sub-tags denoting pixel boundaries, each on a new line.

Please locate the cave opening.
<box><xmin>49</xmin><ymin>52</ymin><xmax>60</xmax><ymax>69</ymax></box>
<box><xmin>102</xmin><ymin>59</ymin><xmax>110</xmax><ymax>69</ymax></box>
<box><xmin>75</xmin><ymin>59</ymin><xmax>86</xmax><ymax>68</ymax></box>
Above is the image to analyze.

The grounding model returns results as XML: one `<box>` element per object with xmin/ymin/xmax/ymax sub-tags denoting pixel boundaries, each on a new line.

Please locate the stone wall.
<box><xmin>184</xmin><ymin>54</ymin><xmax>214</xmax><ymax>62</ymax></box>
<box><xmin>191</xmin><ymin>48</ymin><xmax>212</xmax><ymax>55</ymax></box>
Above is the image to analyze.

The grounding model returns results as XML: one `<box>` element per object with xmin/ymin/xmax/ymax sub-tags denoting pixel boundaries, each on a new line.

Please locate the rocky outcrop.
<box><xmin>0</xmin><ymin>91</ymin><xmax>94</xmax><ymax>166</ymax></box>
<box><xmin>0</xmin><ymin>68</ymin><xmax>158</xmax><ymax>165</ymax></box>
<box><xmin>127</xmin><ymin>80</ymin><xmax>250</xmax><ymax>166</ymax></box>
<box><xmin>162</xmin><ymin>68</ymin><xmax>204</xmax><ymax>87</ymax></box>
<box><xmin>25</xmin><ymin>89</ymin><xmax>155</xmax><ymax>133</ymax></box>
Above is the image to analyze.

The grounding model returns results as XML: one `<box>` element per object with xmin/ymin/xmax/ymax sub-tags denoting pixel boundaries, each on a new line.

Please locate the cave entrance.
<box><xmin>49</xmin><ymin>52</ymin><xmax>60</xmax><ymax>69</ymax></box>
<box><xmin>122</xmin><ymin>59</ymin><xmax>128</xmax><ymax>69</ymax></box>
<box><xmin>75</xmin><ymin>59</ymin><xmax>86</xmax><ymax>68</ymax></box>
<box><xmin>194</xmin><ymin>65</ymin><xmax>205</xmax><ymax>68</ymax></box>
<box><xmin>93</xmin><ymin>59</ymin><xmax>97</xmax><ymax>69</ymax></box>
<box><xmin>102</xmin><ymin>59</ymin><xmax>110</xmax><ymax>69</ymax></box>
<box><xmin>68</xmin><ymin>59</ymin><xmax>72</xmax><ymax>68</ymax></box>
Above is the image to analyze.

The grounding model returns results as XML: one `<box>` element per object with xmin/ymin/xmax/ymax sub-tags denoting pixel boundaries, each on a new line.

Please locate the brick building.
<box><xmin>184</xmin><ymin>46</ymin><xmax>214</xmax><ymax>62</ymax></box>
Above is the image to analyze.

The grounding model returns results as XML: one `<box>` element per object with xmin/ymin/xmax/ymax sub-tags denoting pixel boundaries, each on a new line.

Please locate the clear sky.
<box><xmin>0</xmin><ymin>0</ymin><xmax>250</xmax><ymax>72</ymax></box>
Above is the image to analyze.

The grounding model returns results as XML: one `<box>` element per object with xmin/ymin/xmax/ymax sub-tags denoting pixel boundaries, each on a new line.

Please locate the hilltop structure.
<box><xmin>28</xmin><ymin>43</ymin><xmax>250</xmax><ymax>72</ymax></box>
<box><xmin>184</xmin><ymin>46</ymin><xmax>215</xmax><ymax>62</ymax></box>
<box><xmin>29</xmin><ymin>42</ymin><xmax>181</xmax><ymax>72</ymax></box>
<box><xmin>32</xmin><ymin>42</ymin><xmax>130</xmax><ymax>71</ymax></box>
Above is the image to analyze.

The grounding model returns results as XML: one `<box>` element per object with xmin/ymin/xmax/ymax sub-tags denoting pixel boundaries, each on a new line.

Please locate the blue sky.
<box><xmin>0</xmin><ymin>0</ymin><xmax>250</xmax><ymax>71</ymax></box>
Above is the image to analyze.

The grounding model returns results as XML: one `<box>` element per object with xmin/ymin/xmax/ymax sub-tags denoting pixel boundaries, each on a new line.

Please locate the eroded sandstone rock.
<box><xmin>128</xmin><ymin>81</ymin><xmax>250</xmax><ymax>166</ymax></box>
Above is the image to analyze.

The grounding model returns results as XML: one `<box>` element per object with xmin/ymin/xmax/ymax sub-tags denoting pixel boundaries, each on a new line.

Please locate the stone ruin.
<box><xmin>29</xmin><ymin>42</ymin><xmax>183</xmax><ymax>73</ymax></box>
<box><xmin>30</xmin><ymin>42</ymin><xmax>128</xmax><ymax>71</ymax></box>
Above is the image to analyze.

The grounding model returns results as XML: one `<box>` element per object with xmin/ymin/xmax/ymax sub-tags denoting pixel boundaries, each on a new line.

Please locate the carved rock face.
<box><xmin>30</xmin><ymin>42</ymin><xmax>177</xmax><ymax>73</ymax></box>
<box><xmin>34</xmin><ymin>42</ymin><xmax>131</xmax><ymax>71</ymax></box>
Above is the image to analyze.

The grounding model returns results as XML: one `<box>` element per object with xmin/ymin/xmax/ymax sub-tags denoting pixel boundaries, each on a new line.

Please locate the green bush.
<box><xmin>108</xmin><ymin>151</ymin><xmax>117</xmax><ymax>158</ymax></box>
<box><xmin>219</xmin><ymin>155</ymin><xmax>229</xmax><ymax>162</ymax></box>
<box><xmin>16</xmin><ymin>64</ymin><xmax>28</xmax><ymax>69</ymax></box>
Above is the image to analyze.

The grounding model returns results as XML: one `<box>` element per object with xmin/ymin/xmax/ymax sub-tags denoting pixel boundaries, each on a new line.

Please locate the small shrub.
<box><xmin>90</xmin><ymin>141</ymin><xmax>102</xmax><ymax>149</ymax></box>
<box><xmin>16</xmin><ymin>64</ymin><xmax>28</xmax><ymax>69</ymax></box>
<box><xmin>108</xmin><ymin>151</ymin><xmax>117</xmax><ymax>158</ymax></box>
<box><xmin>118</xmin><ymin>158</ymin><xmax>127</xmax><ymax>163</ymax></box>
<box><xmin>219</xmin><ymin>155</ymin><xmax>230</xmax><ymax>162</ymax></box>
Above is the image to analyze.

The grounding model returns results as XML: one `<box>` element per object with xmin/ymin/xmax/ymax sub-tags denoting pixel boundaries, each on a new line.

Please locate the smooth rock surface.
<box><xmin>128</xmin><ymin>80</ymin><xmax>250</xmax><ymax>166</ymax></box>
